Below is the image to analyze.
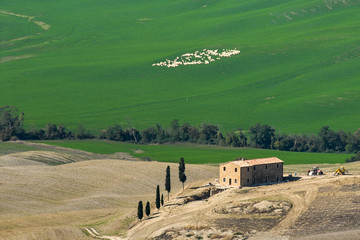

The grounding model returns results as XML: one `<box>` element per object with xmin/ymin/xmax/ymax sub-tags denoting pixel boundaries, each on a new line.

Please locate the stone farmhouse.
<box><xmin>219</xmin><ymin>157</ymin><xmax>283</xmax><ymax>187</ymax></box>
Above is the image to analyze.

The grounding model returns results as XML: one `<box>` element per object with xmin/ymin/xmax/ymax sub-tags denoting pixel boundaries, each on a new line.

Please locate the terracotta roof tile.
<box><xmin>221</xmin><ymin>157</ymin><xmax>283</xmax><ymax>167</ymax></box>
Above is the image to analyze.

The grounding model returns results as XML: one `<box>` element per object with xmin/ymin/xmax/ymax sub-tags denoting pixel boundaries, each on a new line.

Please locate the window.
<box><xmin>223</xmin><ymin>166</ymin><xmax>226</xmax><ymax>171</ymax></box>
<box><xmin>253</xmin><ymin>166</ymin><xmax>256</xmax><ymax>170</ymax></box>
<box><xmin>223</xmin><ymin>178</ymin><xmax>226</xmax><ymax>182</ymax></box>
<box><xmin>235</xmin><ymin>168</ymin><xmax>237</xmax><ymax>172</ymax></box>
<box><xmin>277</xmin><ymin>164</ymin><xmax>279</xmax><ymax>168</ymax></box>
<box><xmin>247</xmin><ymin>178</ymin><xmax>249</xmax><ymax>183</ymax></box>
<box><xmin>265</xmin><ymin>165</ymin><xmax>267</xmax><ymax>169</ymax></box>
<box><xmin>235</xmin><ymin>179</ymin><xmax>237</xmax><ymax>183</ymax></box>
<box><xmin>247</xmin><ymin>167</ymin><xmax>249</xmax><ymax>172</ymax></box>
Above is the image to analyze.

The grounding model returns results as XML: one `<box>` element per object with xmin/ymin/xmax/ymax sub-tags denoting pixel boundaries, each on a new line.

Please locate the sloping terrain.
<box><xmin>0</xmin><ymin>154</ymin><xmax>218</xmax><ymax>240</ymax></box>
<box><xmin>126</xmin><ymin>169</ymin><xmax>360</xmax><ymax>240</ymax></box>
<box><xmin>1</xmin><ymin>0</ymin><xmax>360</xmax><ymax>133</ymax></box>
<box><xmin>0</xmin><ymin>142</ymin><xmax>359</xmax><ymax>239</ymax></box>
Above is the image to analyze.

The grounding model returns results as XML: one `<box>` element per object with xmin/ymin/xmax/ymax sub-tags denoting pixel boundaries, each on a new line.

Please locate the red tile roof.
<box><xmin>220</xmin><ymin>157</ymin><xmax>283</xmax><ymax>167</ymax></box>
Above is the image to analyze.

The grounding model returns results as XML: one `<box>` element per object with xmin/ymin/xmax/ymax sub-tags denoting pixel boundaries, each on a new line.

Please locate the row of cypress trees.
<box><xmin>137</xmin><ymin>158</ymin><xmax>187</xmax><ymax>220</ymax></box>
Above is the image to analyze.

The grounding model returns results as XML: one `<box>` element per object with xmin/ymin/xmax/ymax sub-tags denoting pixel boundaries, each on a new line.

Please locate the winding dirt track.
<box><xmin>271</xmin><ymin>181</ymin><xmax>318</xmax><ymax>234</ymax></box>
<box><xmin>84</xmin><ymin>228</ymin><xmax>123</xmax><ymax>240</ymax></box>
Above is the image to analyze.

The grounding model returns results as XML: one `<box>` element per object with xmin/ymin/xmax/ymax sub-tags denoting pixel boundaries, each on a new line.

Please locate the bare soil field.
<box><xmin>288</xmin><ymin>177</ymin><xmax>360</xmax><ymax>239</ymax></box>
<box><xmin>0</xmin><ymin>142</ymin><xmax>359</xmax><ymax>240</ymax></box>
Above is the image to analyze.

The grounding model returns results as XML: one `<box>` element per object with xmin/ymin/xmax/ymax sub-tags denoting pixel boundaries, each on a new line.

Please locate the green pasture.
<box><xmin>0</xmin><ymin>142</ymin><xmax>37</xmax><ymax>156</ymax></box>
<box><xmin>37</xmin><ymin>140</ymin><xmax>351</xmax><ymax>165</ymax></box>
<box><xmin>1</xmin><ymin>0</ymin><xmax>360</xmax><ymax>134</ymax></box>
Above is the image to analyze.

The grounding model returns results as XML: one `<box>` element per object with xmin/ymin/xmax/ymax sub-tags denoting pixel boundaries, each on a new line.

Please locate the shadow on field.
<box><xmin>190</xmin><ymin>184</ymin><xmax>214</xmax><ymax>190</ymax></box>
<box><xmin>146</xmin><ymin>215</ymin><xmax>159</xmax><ymax>220</ymax></box>
<box><xmin>283</xmin><ymin>176</ymin><xmax>302</xmax><ymax>182</ymax></box>
<box><xmin>164</xmin><ymin>203</ymin><xmax>182</xmax><ymax>207</ymax></box>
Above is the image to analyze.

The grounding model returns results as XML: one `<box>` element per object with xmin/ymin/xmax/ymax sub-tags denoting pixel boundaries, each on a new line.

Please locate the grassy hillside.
<box><xmin>37</xmin><ymin>140</ymin><xmax>351</xmax><ymax>165</ymax></box>
<box><xmin>1</xmin><ymin>0</ymin><xmax>360</xmax><ymax>134</ymax></box>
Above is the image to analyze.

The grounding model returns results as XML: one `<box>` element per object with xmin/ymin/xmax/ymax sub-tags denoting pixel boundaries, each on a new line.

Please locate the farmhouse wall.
<box><xmin>240</xmin><ymin>166</ymin><xmax>253</xmax><ymax>186</ymax></box>
<box><xmin>219</xmin><ymin>158</ymin><xmax>283</xmax><ymax>187</ymax></box>
<box><xmin>248</xmin><ymin>163</ymin><xmax>283</xmax><ymax>186</ymax></box>
<box><xmin>219</xmin><ymin>162</ymin><xmax>241</xmax><ymax>187</ymax></box>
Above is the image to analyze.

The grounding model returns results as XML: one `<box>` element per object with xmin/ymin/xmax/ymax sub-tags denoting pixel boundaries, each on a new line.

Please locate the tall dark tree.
<box><xmin>199</xmin><ymin>123</ymin><xmax>221</xmax><ymax>144</ymax></box>
<box><xmin>178</xmin><ymin>157</ymin><xmax>187</xmax><ymax>190</ymax></box>
<box><xmin>145</xmin><ymin>201</ymin><xmax>151</xmax><ymax>217</ymax></box>
<box><xmin>161</xmin><ymin>194</ymin><xmax>164</xmax><ymax>206</ymax></box>
<box><xmin>155</xmin><ymin>123</ymin><xmax>168</xmax><ymax>143</ymax></box>
<box><xmin>225</xmin><ymin>132</ymin><xmax>242</xmax><ymax>147</ymax></box>
<box><xmin>156</xmin><ymin>185</ymin><xmax>161</xmax><ymax>210</ymax></box>
<box><xmin>126</xmin><ymin>128</ymin><xmax>141</xmax><ymax>142</ymax></box>
<box><xmin>45</xmin><ymin>123</ymin><xmax>58</xmax><ymax>140</ymax></box>
<box><xmin>178</xmin><ymin>123</ymin><xmax>191</xmax><ymax>142</ymax></box>
<box><xmin>27</xmin><ymin>128</ymin><xmax>45</xmax><ymax>140</ymax></box>
<box><xmin>335</xmin><ymin>130</ymin><xmax>347</xmax><ymax>152</ymax></box>
<box><xmin>249</xmin><ymin>123</ymin><xmax>275</xmax><ymax>149</ymax></box>
<box><xmin>57</xmin><ymin>125</ymin><xmax>68</xmax><ymax>139</ymax></box>
<box><xmin>237</xmin><ymin>131</ymin><xmax>248</xmax><ymax>147</ymax></box>
<box><xmin>0</xmin><ymin>106</ymin><xmax>24</xmax><ymax>141</ymax></box>
<box><xmin>307</xmin><ymin>135</ymin><xmax>322</xmax><ymax>152</ymax></box>
<box><xmin>137</xmin><ymin>201</ymin><xmax>143</xmax><ymax>220</ymax></box>
<box><xmin>274</xmin><ymin>134</ymin><xmax>293</xmax><ymax>151</ymax></box>
<box><xmin>188</xmin><ymin>125</ymin><xmax>200</xmax><ymax>142</ymax></box>
<box><xmin>141</xmin><ymin>127</ymin><xmax>157</xmax><ymax>143</ymax></box>
<box><xmin>318</xmin><ymin>126</ymin><xmax>346</xmax><ymax>152</ymax></box>
<box><xmin>170</xmin><ymin>119</ymin><xmax>181</xmax><ymax>142</ymax></box>
<box><xmin>124</xmin><ymin>120</ymin><xmax>141</xmax><ymax>142</ymax></box>
<box><xmin>165</xmin><ymin>166</ymin><xmax>171</xmax><ymax>200</ymax></box>
<box><xmin>106</xmin><ymin>124</ymin><xmax>128</xmax><ymax>141</ymax></box>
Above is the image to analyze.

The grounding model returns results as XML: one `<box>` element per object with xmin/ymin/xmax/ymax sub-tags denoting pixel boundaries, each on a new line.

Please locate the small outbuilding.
<box><xmin>219</xmin><ymin>157</ymin><xmax>283</xmax><ymax>187</ymax></box>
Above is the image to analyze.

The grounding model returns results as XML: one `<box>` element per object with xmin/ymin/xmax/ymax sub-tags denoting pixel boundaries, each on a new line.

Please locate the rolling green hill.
<box><xmin>1</xmin><ymin>0</ymin><xmax>359</xmax><ymax>134</ymax></box>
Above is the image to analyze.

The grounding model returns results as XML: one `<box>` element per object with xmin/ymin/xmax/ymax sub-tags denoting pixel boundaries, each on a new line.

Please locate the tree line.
<box><xmin>0</xmin><ymin>106</ymin><xmax>94</xmax><ymax>141</ymax></box>
<box><xmin>2</xmin><ymin>106</ymin><xmax>360</xmax><ymax>157</ymax></box>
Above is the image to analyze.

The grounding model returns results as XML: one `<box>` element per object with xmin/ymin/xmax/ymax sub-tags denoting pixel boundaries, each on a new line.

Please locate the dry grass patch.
<box><xmin>0</xmin><ymin>158</ymin><xmax>218</xmax><ymax>239</ymax></box>
<box><xmin>0</xmin><ymin>55</ymin><xmax>35</xmax><ymax>63</ymax></box>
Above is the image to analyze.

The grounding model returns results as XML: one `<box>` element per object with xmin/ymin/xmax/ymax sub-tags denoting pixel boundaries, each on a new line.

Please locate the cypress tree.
<box><xmin>137</xmin><ymin>201</ymin><xmax>143</xmax><ymax>220</ymax></box>
<box><xmin>165</xmin><ymin>166</ymin><xmax>171</xmax><ymax>200</ymax></box>
<box><xmin>161</xmin><ymin>193</ymin><xmax>164</xmax><ymax>206</ymax></box>
<box><xmin>156</xmin><ymin>185</ymin><xmax>160</xmax><ymax>210</ymax></box>
<box><xmin>145</xmin><ymin>201</ymin><xmax>151</xmax><ymax>217</ymax></box>
<box><xmin>179</xmin><ymin>157</ymin><xmax>187</xmax><ymax>190</ymax></box>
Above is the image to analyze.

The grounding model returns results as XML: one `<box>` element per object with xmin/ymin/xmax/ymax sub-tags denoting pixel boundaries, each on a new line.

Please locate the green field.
<box><xmin>0</xmin><ymin>142</ymin><xmax>37</xmax><ymax>156</ymax></box>
<box><xmin>1</xmin><ymin>0</ymin><xmax>360</xmax><ymax>134</ymax></box>
<box><xmin>37</xmin><ymin>140</ymin><xmax>351</xmax><ymax>165</ymax></box>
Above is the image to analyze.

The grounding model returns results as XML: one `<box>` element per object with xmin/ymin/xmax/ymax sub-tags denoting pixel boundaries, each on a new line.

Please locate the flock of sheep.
<box><xmin>152</xmin><ymin>48</ymin><xmax>240</xmax><ymax>68</ymax></box>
